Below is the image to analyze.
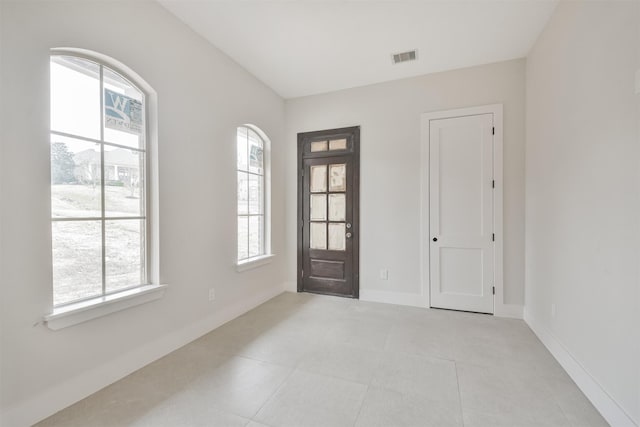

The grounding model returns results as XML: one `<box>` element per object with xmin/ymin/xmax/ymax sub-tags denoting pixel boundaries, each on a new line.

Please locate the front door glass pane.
<box><xmin>329</xmin><ymin>164</ymin><xmax>346</xmax><ymax>192</ymax></box>
<box><xmin>310</xmin><ymin>194</ymin><xmax>327</xmax><ymax>221</ymax></box>
<box><xmin>310</xmin><ymin>165</ymin><xmax>327</xmax><ymax>193</ymax></box>
<box><xmin>328</xmin><ymin>223</ymin><xmax>346</xmax><ymax>251</ymax></box>
<box><xmin>328</xmin><ymin>194</ymin><xmax>346</xmax><ymax>221</ymax></box>
<box><xmin>310</xmin><ymin>222</ymin><xmax>327</xmax><ymax>250</ymax></box>
<box><xmin>311</xmin><ymin>141</ymin><xmax>328</xmax><ymax>152</ymax></box>
<box><xmin>329</xmin><ymin>139</ymin><xmax>347</xmax><ymax>150</ymax></box>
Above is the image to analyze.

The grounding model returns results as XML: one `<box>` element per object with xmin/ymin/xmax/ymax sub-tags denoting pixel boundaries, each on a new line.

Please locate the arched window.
<box><xmin>236</xmin><ymin>125</ymin><xmax>271</xmax><ymax>264</ymax></box>
<box><xmin>50</xmin><ymin>51</ymin><xmax>155</xmax><ymax>307</ymax></box>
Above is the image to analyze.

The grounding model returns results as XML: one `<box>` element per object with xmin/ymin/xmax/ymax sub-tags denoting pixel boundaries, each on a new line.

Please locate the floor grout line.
<box><xmin>453</xmin><ymin>360</ymin><xmax>466</xmax><ymax>427</ymax></box>
<box><xmin>249</xmin><ymin>366</ymin><xmax>297</xmax><ymax>423</ymax></box>
<box><xmin>351</xmin><ymin>383</ymin><xmax>370</xmax><ymax>427</ymax></box>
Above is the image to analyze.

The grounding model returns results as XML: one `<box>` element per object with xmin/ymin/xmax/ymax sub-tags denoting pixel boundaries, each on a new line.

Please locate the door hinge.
<box><xmin>492</xmin><ymin>286</ymin><xmax>495</xmax><ymax>295</ymax></box>
<box><xmin>301</xmin><ymin>269</ymin><xmax>304</xmax><ymax>278</ymax></box>
<box><xmin>492</xmin><ymin>180</ymin><xmax>495</xmax><ymax>188</ymax></box>
<box><xmin>301</xmin><ymin>168</ymin><xmax>304</xmax><ymax>176</ymax></box>
<box><xmin>492</xmin><ymin>233</ymin><xmax>495</xmax><ymax>241</ymax></box>
<box><xmin>492</xmin><ymin>127</ymin><xmax>495</xmax><ymax>135</ymax></box>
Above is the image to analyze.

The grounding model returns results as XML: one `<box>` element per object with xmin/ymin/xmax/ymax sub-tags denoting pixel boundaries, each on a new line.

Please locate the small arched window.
<box><xmin>236</xmin><ymin>125</ymin><xmax>271</xmax><ymax>264</ymax></box>
<box><xmin>50</xmin><ymin>51</ymin><xmax>154</xmax><ymax>307</ymax></box>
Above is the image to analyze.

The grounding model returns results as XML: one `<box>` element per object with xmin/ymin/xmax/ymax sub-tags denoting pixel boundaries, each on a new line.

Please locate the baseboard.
<box><xmin>524</xmin><ymin>310</ymin><xmax>638</xmax><ymax>427</ymax></box>
<box><xmin>359</xmin><ymin>289</ymin><xmax>428</xmax><ymax>308</ymax></box>
<box><xmin>358</xmin><ymin>290</ymin><xmax>522</xmax><ymax>319</ymax></box>
<box><xmin>282</xmin><ymin>280</ymin><xmax>297</xmax><ymax>293</ymax></box>
<box><xmin>2</xmin><ymin>283</ymin><xmax>286</xmax><ymax>427</ymax></box>
<box><xmin>494</xmin><ymin>303</ymin><xmax>523</xmax><ymax>319</ymax></box>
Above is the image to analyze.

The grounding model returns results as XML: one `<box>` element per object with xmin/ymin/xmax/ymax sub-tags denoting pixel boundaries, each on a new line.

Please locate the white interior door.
<box><xmin>429</xmin><ymin>113</ymin><xmax>494</xmax><ymax>314</ymax></box>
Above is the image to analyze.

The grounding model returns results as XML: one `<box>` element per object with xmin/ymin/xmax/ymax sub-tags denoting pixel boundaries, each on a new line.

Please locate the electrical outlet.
<box><xmin>380</xmin><ymin>269</ymin><xmax>389</xmax><ymax>280</ymax></box>
<box><xmin>208</xmin><ymin>288</ymin><xmax>216</xmax><ymax>302</ymax></box>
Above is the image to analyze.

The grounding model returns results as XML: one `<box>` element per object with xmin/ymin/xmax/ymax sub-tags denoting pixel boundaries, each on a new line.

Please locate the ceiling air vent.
<box><xmin>391</xmin><ymin>49</ymin><xmax>418</xmax><ymax>64</ymax></box>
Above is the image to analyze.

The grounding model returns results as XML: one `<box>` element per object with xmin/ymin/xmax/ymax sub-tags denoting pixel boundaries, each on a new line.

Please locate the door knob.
<box><xmin>346</xmin><ymin>232</ymin><xmax>353</xmax><ymax>238</ymax></box>
<box><xmin>433</xmin><ymin>237</ymin><xmax>438</xmax><ymax>242</ymax></box>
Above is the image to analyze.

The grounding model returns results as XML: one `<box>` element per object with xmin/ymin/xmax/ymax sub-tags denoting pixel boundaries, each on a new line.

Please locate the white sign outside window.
<box><xmin>104</xmin><ymin>88</ymin><xmax>143</xmax><ymax>135</ymax></box>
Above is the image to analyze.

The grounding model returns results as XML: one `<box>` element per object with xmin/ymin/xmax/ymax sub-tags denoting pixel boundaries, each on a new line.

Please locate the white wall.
<box><xmin>0</xmin><ymin>2</ymin><xmax>286</xmax><ymax>425</ymax></box>
<box><xmin>525</xmin><ymin>1</ymin><xmax>640</xmax><ymax>425</ymax></box>
<box><xmin>284</xmin><ymin>59</ymin><xmax>526</xmax><ymax>309</ymax></box>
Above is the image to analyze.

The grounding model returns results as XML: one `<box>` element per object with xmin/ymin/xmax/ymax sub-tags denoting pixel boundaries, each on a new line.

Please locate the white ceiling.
<box><xmin>158</xmin><ymin>0</ymin><xmax>558</xmax><ymax>99</ymax></box>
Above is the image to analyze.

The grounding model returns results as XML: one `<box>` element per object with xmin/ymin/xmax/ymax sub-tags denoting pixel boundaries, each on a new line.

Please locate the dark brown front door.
<box><xmin>298</xmin><ymin>126</ymin><xmax>360</xmax><ymax>298</ymax></box>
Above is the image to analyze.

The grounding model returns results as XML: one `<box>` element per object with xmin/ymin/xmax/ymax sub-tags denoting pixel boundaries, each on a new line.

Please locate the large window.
<box><xmin>50</xmin><ymin>54</ymin><xmax>148</xmax><ymax>306</ymax></box>
<box><xmin>237</xmin><ymin>126</ymin><xmax>270</xmax><ymax>263</ymax></box>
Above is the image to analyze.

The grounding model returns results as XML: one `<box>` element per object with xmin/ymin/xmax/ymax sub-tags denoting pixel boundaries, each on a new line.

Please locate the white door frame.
<box><xmin>420</xmin><ymin>104</ymin><xmax>506</xmax><ymax>315</ymax></box>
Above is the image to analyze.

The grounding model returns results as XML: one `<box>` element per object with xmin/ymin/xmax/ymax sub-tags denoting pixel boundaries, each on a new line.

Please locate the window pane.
<box><xmin>238</xmin><ymin>216</ymin><xmax>248</xmax><ymax>260</ymax></box>
<box><xmin>106</xmin><ymin>220</ymin><xmax>144</xmax><ymax>293</ymax></box>
<box><xmin>248</xmin><ymin>174</ymin><xmax>263</xmax><ymax>215</ymax></box>
<box><xmin>329</xmin><ymin>164</ymin><xmax>346</xmax><ymax>192</ymax></box>
<box><xmin>329</xmin><ymin>139</ymin><xmax>347</xmax><ymax>150</ymax></box>
<box><xmin>103</xmin><ymin>146</ymin><xmax>144</xmax><ymax>217</ymax></box>
<box><xmin>50</xmin><ymin>56</ymin><xmax>100</xmax><ymax>140</ymax></box>
<box><xmin>310</xmin><ymin>194</ymin><xmax>327</xmax><ymax>221</ymax></box>
<box><xmin>237</xmin><ymin>127</ymin><xmax>248</xmax><ymax>171</ymax></box>
<box><xmin>52</xmin><ymin>220</ymin><xmax>102</xmax><ymax>305</ymax></box>
<box><xmin>328</xmin><ymin>194</ymin><xmax>346</xmax><ymax>221</ymax></box>
<box><xmin>310</xmin><ymin>165</ymin><xmax>327</xmax><ymax>193</ymax></box>
<box><xmin>311</xmin><ymin>141</ymin><xmax>328</xmax><ymax>152</ymax></box>
<box><xmin>103</xmin><ymin>67</ymin><xmax>145</xmax><ymax>149</ymax></box>
<box><xmin>248</xmin><ymin>130</ymin><xmax>263</xmax><ymax>175</ymax></box>
<box><xmin>51</xmin><ymin>134</ymin><xmax>102</xmax><ymax>218</ymax></box>
<box><xmin>104</xmin><ymin>68</ymin><xmax>143</xmax><ymax>102</ymax></box>
<box><xmin>238</xmin><ymin>172</ymin><xmax>248</xmax><ymax>215</ymax></box>
<box><xmin>328</xmin><ymin>223</ymin><xmax>346</xmax><ymax>251</ymax></box>
<box><xmin>310</xmin><ymin>222</ymin><xmax>327</xmax><ymax>250</ymax></box>
<box><xmin>248</xmin><ymin>215</ymin><xmax>264</xmax><ymax>258</ymax></box>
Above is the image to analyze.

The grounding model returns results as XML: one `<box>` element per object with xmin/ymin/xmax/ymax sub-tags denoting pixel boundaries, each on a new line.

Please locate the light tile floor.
<box><xmin>36</xmin><ymin>292</ymin><xmax>609</xmax><ymax>427</ymax></box>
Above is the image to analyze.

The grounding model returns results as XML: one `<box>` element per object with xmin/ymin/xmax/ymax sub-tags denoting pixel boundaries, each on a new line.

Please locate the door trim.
<box><xmin>297</xmin><ymin>126</ymin><xmax>360</xmax><ymax>298</ymax></box>
<box><xmin>420</xmin><ymin>104</ymin><xmax>504</xmax><ymax>315</ymax></box>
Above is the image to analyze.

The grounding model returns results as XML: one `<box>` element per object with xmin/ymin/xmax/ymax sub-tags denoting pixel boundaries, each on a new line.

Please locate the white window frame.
<box><xmin>236</xmin><ymin>124</ymin><xmax>274</xmax><ymax>271</ymax></box>
<box><xmin>44</xmin><ymin>48</ymin><xmax>164</xmax><ymax>330</ymax></box>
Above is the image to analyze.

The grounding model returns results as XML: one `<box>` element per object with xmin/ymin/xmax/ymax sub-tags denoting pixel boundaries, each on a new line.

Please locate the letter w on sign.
<box><xmin>104</xmin><ymin>88</ymin><xmax>143</xmax><ymax>135</ymax></box>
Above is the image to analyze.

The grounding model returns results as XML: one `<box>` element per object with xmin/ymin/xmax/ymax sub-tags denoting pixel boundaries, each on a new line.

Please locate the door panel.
<box><xmin>430</xmin><ymin>114</ymin><xmax>494</xmax><ymax>313</ymax></box>
<box><xmin>310</xmin><ymin>259</ymin><xmax>344</xmax><ymax>279</ymax></box>
<box><xmin>298</xmin><ymin>127</ymin><xmax>359</xmax><ymax>298</ymax></box>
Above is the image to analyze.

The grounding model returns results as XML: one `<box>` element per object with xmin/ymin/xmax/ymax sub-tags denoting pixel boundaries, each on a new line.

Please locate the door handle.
<box><xmin>433</xmin><ymin>237</ymin><xmax>438</xmax><ymax>242</ymax></box>
<box><xmin>346</xmin><ymin>232</ymin><xmax>353</xmax><ymax>238</ymax></box>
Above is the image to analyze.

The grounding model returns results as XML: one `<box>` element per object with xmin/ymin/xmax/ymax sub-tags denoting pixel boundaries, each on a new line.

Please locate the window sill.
<box><xmin>236</xmin><ymin>254</ymin><xmax>275</xmax><ymax>272</ymax></box>
<box><xmin>44</xmin><ymin>284</ymin><xmax>167</xmax><ymax>330</ymax></box>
